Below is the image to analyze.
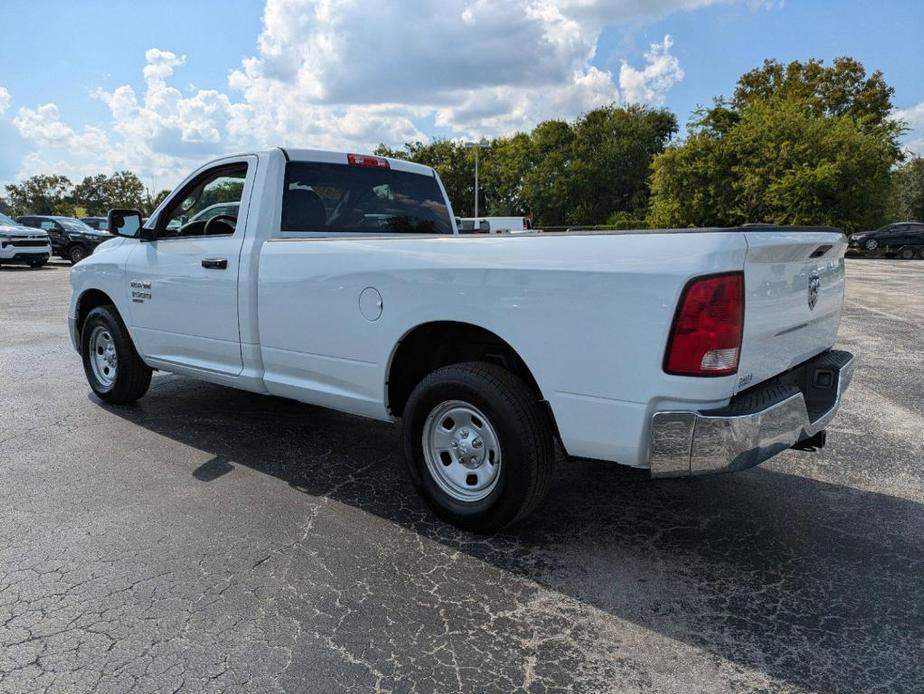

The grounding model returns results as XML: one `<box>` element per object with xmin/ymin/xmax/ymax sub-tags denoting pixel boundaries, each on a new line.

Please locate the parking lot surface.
<box><xmin>1</xmin><ymin>258</ymin><xmax>922</xmax><ymax>693</ymax></box>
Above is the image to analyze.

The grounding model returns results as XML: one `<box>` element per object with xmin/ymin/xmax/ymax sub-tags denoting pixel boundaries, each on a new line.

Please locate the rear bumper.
<box><xmin>648</xmin><ymin>350</ymin><xmax>855</xmax><ymax>478</ymax></box>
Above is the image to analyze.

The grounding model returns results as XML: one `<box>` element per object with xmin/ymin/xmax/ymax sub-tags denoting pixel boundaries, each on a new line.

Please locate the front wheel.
<box><xmin>27</xmin><ymin>258</ymin><xmax>47</xmax><ymax>268</ymax></box>
<box><xmin>402</xmin><ymin>362</ymin><xmax>554</xmax><ymax>533</ymax></box>
<box><xmin>81</xmin><ymin>305</ymin><xmax>152</xmax><ymax>403</ymax></box>
<box><xmin>864</xmin><ymin>238</ymin><xmax>879</xmax><ymax>252</ymax></box>
<box><xmin>68</xmin><ymin>244</ymin><xmax>88</xmax><ymax>264</ymax></box>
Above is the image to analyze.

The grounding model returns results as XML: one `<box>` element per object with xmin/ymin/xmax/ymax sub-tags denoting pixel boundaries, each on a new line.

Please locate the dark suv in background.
<box><xmin>81</xmin><ymin>216</ymin><xmax>110</xmax><ymax>232</ymax></box>
<box><xmin>849</xmin><ymin>222</ymin><xmax>924</xmax><ymax>259</ymax></box>
<box><xmin>16</xmin><ymin>215</ymin><xmax>111</xmax><ymax>264</ymax></box>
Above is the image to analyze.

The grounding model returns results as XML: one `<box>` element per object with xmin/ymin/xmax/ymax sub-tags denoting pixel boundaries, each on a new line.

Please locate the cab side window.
<box><xmin>160</xmin><ymin>164</ymin><xmax>248</xmax><ymax>238</ymax></box>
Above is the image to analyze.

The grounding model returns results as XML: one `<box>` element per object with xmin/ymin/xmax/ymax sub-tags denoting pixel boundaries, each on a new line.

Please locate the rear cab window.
<box><xmin>281</xmin><ymin>161</ymin><xmax>453</xmax><ymax>235</ymax></box>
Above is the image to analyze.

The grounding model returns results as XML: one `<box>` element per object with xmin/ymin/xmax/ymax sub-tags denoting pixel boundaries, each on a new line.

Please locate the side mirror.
<box><xmin>107</xmin><ymin>209</ymin><xmax>145</xmax><ymax>239</ymax></box>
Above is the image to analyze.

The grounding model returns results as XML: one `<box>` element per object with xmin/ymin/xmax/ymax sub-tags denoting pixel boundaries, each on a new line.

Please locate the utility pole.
<box><xmin>464</xmin><ymin>139</ymin><xmax>490</xmax><ymax>220</ymax></box>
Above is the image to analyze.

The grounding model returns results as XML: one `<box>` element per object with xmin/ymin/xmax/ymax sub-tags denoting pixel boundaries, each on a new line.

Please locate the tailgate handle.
<box><xmin>201</xmin><ymin>257</ymin><xmax>228</xmax><ymax>270</ymax></box>
<box><xmin>810</xmin><ymin>244</ymin><xmax>832</xmax><ymax>258</ymax></box>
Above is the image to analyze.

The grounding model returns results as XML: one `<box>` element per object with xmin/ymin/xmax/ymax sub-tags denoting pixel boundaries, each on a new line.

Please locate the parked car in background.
<box><xmin>0</xmin><ymin>211</ymin><xmax>52</xmax><ymax>268</ymax></box>
<box><xmin>68</xmin><ymin>147</ymin><xmax>854</xmax><ymax>532</ymax></box>
<box><xmin>849</xmin><ymin>222</ymin><xmax>924</xmax><ymax>259</ymax></box>
<box><xmin>459</xmin><ymin>216</ymin><xmax>532</xmax><ymax>234</ymax></box>
<box><xmin>16</xmin><ymin>215</ymin><xmax>111</xmax><ymax>264</ymax></box>
<box><xmin>81</xmin><ymin>216</ymin><xmax>111</xmax><ymax>232</ymax></box>
<box><xmin>457</xmin><ymin>218</ymin><xmax>491</xmax><ymax>233</ymax></box>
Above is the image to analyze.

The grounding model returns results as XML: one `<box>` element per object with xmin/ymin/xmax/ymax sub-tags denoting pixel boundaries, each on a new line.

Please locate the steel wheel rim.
<box><xmin>89</xmin><ymin>325</ymin><xmax>117</xmax><ymax>387</ymax></box>
<box><xmin>422</xmin><ymin>400</ymin><xmax>502</xmax><ymax>503</ymax></box>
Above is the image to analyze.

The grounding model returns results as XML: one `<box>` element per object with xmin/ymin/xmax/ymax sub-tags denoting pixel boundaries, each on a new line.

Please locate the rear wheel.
<box><xmin>68</xmin><ymin>244</ymin><xmax>88</xmax><ymax>264</ymax></box>
<box><xmin>898</xmin><ymin>246</ymin><xmax>916</xmax><ymax>260</ymax></box>
<box><xmin>81</xmin><ymin>305</ymin><xmax>152</xmax><ymax>403</ymax></box>
<box><xmin>401</xmin><ymin>362</ymin><xmax>554</xmax><ymax>533</ymax></box>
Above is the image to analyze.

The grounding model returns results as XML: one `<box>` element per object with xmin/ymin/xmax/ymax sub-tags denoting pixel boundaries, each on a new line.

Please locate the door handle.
<box><xmin>201</xmin><ymin>257</ymin><xmax>228</xmax><ymax>270</ymax></box>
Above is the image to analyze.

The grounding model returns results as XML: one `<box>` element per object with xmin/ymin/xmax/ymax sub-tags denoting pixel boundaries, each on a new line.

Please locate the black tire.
<box><xmin>402</xmin><ymin>362</ymin><xmax>554</xmax><ymax>533</ymax></box>
<box><xmin>68</xmin><ymin>244</ymin><xmax>88</xmax><ymax>264</ymax></box>
<box><xmin>27</xmin><ymin>258</ymin><xmax>47</xmax><ymax>268</ymax></box>
<box><xmin>918</xmin><ymin>248</ymin><xmax>924</xmax><ymax>260</ymax></box>
<box><xmin>898</xmin><ymin>246</ymin><xmax>916</xmax><ymax>260</ymax></box>
<box><xmin>80</xmin><ymin>305</ymin><xmax>152</xmax><ymax>403</ymax></box>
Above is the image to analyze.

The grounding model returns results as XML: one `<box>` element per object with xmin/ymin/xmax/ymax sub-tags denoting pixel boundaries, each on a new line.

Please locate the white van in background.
<box><xmin>458</xmin><ymin>217</ymin><xmax>533</xmax><ymax>234</ymax></box>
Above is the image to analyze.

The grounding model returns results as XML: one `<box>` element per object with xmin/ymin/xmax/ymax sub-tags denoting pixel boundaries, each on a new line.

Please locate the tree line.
<box><xmin>2</xmin><ymin>57</ymin><xmax>922</xmax><ymax>232</ymax></box>
<box><xmin>378</xmin><ymin>57</ymin><xmax>922</xmax><ymax>233</ymax></box>
<box><xmin>0</xmin><ymin>171</ymin><xmax>171</xmax><ymax>219</ymax></box>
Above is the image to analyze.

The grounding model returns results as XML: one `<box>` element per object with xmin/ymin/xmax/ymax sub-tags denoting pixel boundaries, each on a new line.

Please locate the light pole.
<box><xmin>464</xmin><ymin>139</ymin><xmax>490</xmax><ymax>220</ymax></box>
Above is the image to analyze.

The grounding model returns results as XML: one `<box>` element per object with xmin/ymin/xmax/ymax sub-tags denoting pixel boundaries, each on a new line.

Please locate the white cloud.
<box><xmin>618</xmin><ymin>35</ymin><xmax>684</xmax><ymax>104</ymax></box>
<box><xmin>4</xmin><ymin>0</ymin><xmax>768</xmax><ymax>188</ymax></box>
<box><xmin>895</xmin><ymin>101</ymin><xmax>924</xmax><ymax>156</ymax></box>
<box><xmin>0</xmin><ymin>87</ymin><xmax>10</xmax><ymax>117</ymax></box>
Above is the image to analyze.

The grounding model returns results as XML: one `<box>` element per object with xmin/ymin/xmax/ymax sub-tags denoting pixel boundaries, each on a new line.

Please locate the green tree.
<box><xmin>72</xmin><ymin>171</ymin><xmax>146</xmax><ymax>215</ymax></box>
<box><xmin>105</xmin><ymin>171</ymin><xmax>146</xmax><ymax>211</ymax></box>
<box><xmin>378</xmin><ymin>105</ymin><xmax>675</xmax><ymax>226</ymax></box>
<box><xmin>567</xmin><ymin>105</ymin><xmax>677</xmax><ymax>224</ymax></box>
<box><xmin>4</xmin><ymin>174</ymin><xmax>73</xmax><ymax>216</ymax></box>
<box><xmin>376</xmin><ymin>140</ymin><xmax>476</xmax><ymax>216</ymax></box>
<box><xmin>144</xmin><ymin>188</ymin><xmax>172</xmax><ymax>215</ymax></box>
<box><xmin>649</xmin><ymin>58</ymin><xmax>903</xmax><ymax>232</ymax></box>
<box><xmin>734</xmin><ymin>58</ymin><xmax>897</xmax><ymax>137</ymax></box>
<box><xmin>888</xmin><ymin>157</ymin><xmax>924</xmax><ymax>222</ymax></box>
<box><xmin>478</xmin><ymin>133</ymin><xmax>532</xmax><ymax>216</ymax></box>
<box><xmin>519</xmin><ymin>119</ymin><xmax>575</xmax><ymax>225</ymax></box>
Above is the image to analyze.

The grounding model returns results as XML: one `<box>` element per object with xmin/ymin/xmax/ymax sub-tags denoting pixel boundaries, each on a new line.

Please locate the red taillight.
<box><xmin>347</xmin><ymin>153</ymin><xmax>390</xmax><ymax>169</ymax></box>
<box><xmin>664</xmin><ymin>272</ymin><xmax>744</xmax><ymax>376</ymax></box>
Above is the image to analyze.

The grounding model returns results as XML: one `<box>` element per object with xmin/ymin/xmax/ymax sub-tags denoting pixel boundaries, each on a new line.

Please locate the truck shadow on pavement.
<box><xmin>101</xmin><ymin>375</ymin><xmax>924</xmax><ymax>692</ymax></box>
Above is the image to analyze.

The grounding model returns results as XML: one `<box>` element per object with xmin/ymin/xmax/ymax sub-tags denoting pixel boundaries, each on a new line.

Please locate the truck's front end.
<box><xmin>0</xmin><ymin>213</ymin><xmax>52</xmax><ymax>268</ymax></box>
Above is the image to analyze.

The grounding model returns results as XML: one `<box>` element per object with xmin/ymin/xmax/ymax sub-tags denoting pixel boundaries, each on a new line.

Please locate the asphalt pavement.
<box><xmin>0</xmin><ymin>257</ymin><xmax>922</xmax><ymax>693</ymax></box>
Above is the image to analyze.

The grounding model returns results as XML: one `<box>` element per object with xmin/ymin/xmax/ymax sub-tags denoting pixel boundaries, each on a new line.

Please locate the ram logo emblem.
<box><xmin>807</xmin><ymin>273</ymin><xmax>820</xmax><ymax>311</ymax></box>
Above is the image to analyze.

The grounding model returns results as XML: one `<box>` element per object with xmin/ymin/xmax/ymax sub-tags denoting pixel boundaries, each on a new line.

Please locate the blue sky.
<box><xmin>1</xmin><ymin>0</ymin><xmax>921</xmax><ymax>189</ymax></box>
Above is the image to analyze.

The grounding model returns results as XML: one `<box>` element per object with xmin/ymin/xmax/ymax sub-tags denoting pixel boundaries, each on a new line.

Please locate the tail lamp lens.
<box><xmin>664</xmin><ymin>272</ymin><xmax>744</xmax><ymax>376</ymax></box>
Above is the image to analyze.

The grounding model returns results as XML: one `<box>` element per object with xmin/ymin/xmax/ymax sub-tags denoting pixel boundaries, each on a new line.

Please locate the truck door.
<box><xmin>124</xmin><ymin>157</ymin><xmax>256</xmax><ymax>375</ymax></box>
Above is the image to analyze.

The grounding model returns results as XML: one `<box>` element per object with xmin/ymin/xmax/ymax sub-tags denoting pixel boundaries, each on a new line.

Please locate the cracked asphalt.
<box><xmin>1</xmin><ymin>257</ymin><xmax>922</xmax><ymax>693</ymax></box>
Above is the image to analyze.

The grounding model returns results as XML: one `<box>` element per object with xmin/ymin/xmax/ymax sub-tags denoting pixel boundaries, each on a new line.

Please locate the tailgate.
<box><xmin>735</xmin><ymin>228</ymin><xmax>847</xmax><ymax>393</ymax></box>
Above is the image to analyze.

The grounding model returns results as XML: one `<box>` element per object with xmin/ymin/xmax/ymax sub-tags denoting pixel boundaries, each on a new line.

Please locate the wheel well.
<box><xmin>387</xmin><ymin>321</ymin><xmax>544</xmax><ymax>417</ymax></box>
<box><xmin>76</xmin><ymin>289</ymin><xmax>115</xmax><ymax>337</ymax></box>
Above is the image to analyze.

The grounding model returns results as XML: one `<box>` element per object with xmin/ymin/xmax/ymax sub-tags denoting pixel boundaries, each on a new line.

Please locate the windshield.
<box><xmin>58</xmin><ymin>218</ymin><xmax>96</xmax><ymax>232</ymax></box>
<box><xmin>0</xmin><ymin>212</ymin><xmax>17</xmax><ymax>226</ymax></box>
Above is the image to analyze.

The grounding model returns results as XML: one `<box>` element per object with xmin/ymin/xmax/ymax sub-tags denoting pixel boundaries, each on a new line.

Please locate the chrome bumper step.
<box><xmin>648</xmin><ymin>350</ymin><xmax>855</xmax><ymax>478</ymax></box>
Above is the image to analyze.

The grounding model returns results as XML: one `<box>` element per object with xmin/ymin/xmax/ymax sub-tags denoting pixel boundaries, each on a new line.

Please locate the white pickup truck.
<box><xmin>0</xmin><ymin>212</ymin><xmax>52</xmax><ymax>268</ymax></box>
<box><xmin>68</xmin><ymin>148</ymin><xmax>855</xmax><ymax>531</ymax></box>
